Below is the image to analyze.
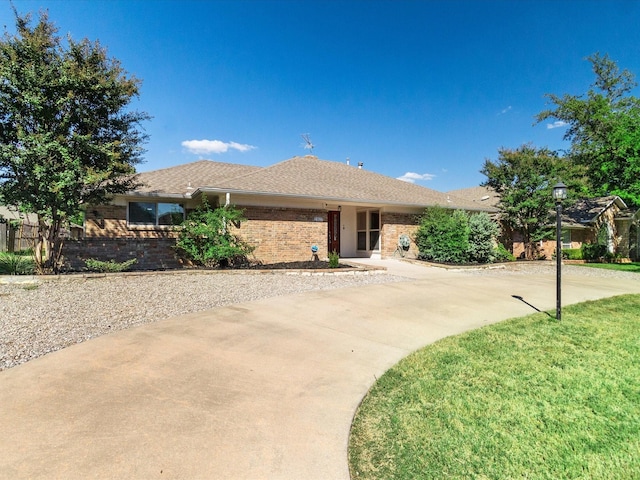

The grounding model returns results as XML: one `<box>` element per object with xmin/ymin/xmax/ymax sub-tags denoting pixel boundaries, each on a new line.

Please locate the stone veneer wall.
<box><xmin>62</xmin><ymin>238</ymin><xmax>184</xmax><ymax>271</ymax></box>
<box><xmin>237</xmin><ymin>206</ymin><xmax>328</xmax><ymax>263</ymax></box>
<box><xmin>380</xmin><ymin>212</ymin><xmax>420</xmax><ymax>258</ymax></box>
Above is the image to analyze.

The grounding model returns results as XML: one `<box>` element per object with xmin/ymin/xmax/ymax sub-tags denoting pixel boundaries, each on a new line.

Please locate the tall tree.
<box><xmin>536</xmin><ymin>53</ymin><xmax>640</xmax><ymax>206</ymax></box>
<box><xmin>481</xmin><ymin>144</ymin><xmax>586</xmax><ymax>260</ymax></box>
<box><xmin>0</xmin><ymin>10</ymin><xmax>149</xmax><ymax>273</ymax></box>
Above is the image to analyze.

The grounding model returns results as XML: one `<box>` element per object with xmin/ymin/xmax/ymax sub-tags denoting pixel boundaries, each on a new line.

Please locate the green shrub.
<box><xmin>174</xmin><ymin>196</ymin><xmax>255</xmax><ymax>268</ymax></box>
<box><xmin>328</xmin><ymin>250</ymin><xmax>340</xmax><ymax>268</ymax></box>
<box><xmin>494</xmin><ymin>243</ymin><xmax>516</xmax><ymax>262</ymax></box>
<box><xmin>85</xmin><ymin>258</ymin><xmax>137</xmax><ymax>273</ymax></box>
<box><xmin>0</xmin><ymin>252</ymin><xmax>35</xmax><ymax>275</ymax></box>
<box><xmin>581</xmin><ymin>243</ymin><xmax>607</xmax><ymax>261</ymax></box>
<box><xmin>467</xmin><ymin>212</ymin><xmax>499</xmax><ymax>263</ymax></box>
<box><xmin>416</xmin><ymin>207</ymin><xmax>470</xmax><ymax>264</ymax></box>
<box><xmin>562</xmin><ymin>248</ymin><xmax>583</xmax><ymax>260</ymax></box>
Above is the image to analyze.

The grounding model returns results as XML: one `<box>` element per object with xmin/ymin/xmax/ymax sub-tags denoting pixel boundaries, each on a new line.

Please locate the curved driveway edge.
<box><xmin>1</xmin><ymin>261</ymin><xmax>639</xmax><ymax>479</ymax></box>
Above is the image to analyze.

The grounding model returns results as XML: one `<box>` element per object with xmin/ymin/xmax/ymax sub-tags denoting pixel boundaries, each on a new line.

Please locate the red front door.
<box><xmin>328</xmin><ymin>211</ymin><xmax>340</xmax><ymax>255</ymax></box>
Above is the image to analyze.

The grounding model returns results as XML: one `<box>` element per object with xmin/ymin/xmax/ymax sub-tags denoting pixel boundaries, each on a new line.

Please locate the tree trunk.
<box><xmin>35</xmin><ymin>215</ymin><xmax>65</xmax><ymax>274</ymax></box>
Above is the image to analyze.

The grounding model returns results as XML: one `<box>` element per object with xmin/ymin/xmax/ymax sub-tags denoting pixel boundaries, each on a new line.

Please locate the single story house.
<box><xmin>449</xmin><ymin>187</ymin><xmax>639</xmax><ymax>261</ymax></box>
<box><xmin>550</xmin><ymin>196</ymin><xmax>639</xmax><ymax>260</ymax></box>
<box><xmin>64</xmin><ymin>155</ymin><xmax>496</xmax><ymax>270</ymax></box>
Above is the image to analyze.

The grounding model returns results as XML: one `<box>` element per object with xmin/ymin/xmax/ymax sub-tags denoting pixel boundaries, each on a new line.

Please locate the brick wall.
<box><xmin>62</xmin><ymin>238</ymin><xmax>184</xmax><ymax>271</ymax></box>
<box><xmin>238</xmin><ymin>206</ymin><xmax>328</xmax><ymax>263</ymax></box>
<box><xmin>381</xmin><ymin>212</ymin><xmax>420</xmax><ymax>258</ymax></box>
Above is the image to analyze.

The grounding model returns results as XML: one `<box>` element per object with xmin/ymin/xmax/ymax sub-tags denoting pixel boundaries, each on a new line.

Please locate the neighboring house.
<box><xmin>449</xmin><ymin>187</ymin><xmax>640</xmax><ymax>261</ymax></box>
<box><xmin>534</xmin><ymin>196</ymin><xmax>639</xmax><ymax>261</ymax></box>
<box><xmin>64</xmin><ymin>155</ymin><xmax>496</xmax><ymax>269</ymax></box>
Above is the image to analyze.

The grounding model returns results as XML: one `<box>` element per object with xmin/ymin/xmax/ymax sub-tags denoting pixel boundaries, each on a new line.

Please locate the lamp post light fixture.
<box><xmin>553</xmin><ymin>181</ymin><xmax>568</xmax><ymax>320</ymax></box>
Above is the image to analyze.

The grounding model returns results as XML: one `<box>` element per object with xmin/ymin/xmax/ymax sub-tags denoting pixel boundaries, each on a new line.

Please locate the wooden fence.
<box><xmin>0</xmin><ymin>221</ymin><xmax>37</xmax><ymax>253</ymax></box>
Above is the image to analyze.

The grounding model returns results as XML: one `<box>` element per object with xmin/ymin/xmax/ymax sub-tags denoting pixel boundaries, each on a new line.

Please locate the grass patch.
<box><xmin>349</xmin><ymin>295</ymin><xmax>640</xmax><ymax>479</ymax></box>
<box><xmin>576</xmin><ymin>262</ymin><xmax>640</xmax><ymax>273</ymax></box>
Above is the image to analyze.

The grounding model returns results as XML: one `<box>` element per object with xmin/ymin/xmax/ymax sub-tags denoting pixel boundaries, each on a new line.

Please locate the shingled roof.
<box><xmin>134</xmin><ymin>160</ymin><xmax>262</xmax><ymax>195</ymax></box>
<box><xmin>562</xmin><ymin>196</ymin><xmax>628</xmax><ymax>227</ymax></box>
<box><xmin>447</xmin><ymin>186</ymin><xmax>500</xmax><ymax>208</ymax></box>
<box><xmin>131</xmin><ymin>156</ymin><xmax>495</xmax><ymax>212</ymax></box>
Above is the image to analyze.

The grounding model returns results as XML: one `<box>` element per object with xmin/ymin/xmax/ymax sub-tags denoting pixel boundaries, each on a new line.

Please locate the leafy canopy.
<box><xmin>536</xmin><ymin>53</ymin><xmax>640</xmax><ymax>207</ymax></box>
<box><xmin>481</xmin><ymin>144</ymin><xmax>585</xmax><ymax>260</ymax></box>
<box><xmin>0</xmin><ymin>10</ymin><xmax>149</xmax><ymax>272</ymax></box>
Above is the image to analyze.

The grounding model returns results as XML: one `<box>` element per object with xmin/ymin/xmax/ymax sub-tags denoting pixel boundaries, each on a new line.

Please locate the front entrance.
<box><xmin>328</xmin><ymin>211</ymin><xmax>340</xmax><ymax>255</ymax></box>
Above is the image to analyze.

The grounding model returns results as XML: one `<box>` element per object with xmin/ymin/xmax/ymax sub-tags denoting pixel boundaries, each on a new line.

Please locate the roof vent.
<box><xmin>346</xmin><ymin>157</ymin><xmax>350</xmax><ymax>166</ymax></box>
<box><xmin>481</xmin><ymin>195</ymin><xmax>489</xmax><ymax>201</ymax></box>
<box><xmin>357</xmin><ymin>162</ymin><xmax>364</xmax><ymax>169</ymax></box>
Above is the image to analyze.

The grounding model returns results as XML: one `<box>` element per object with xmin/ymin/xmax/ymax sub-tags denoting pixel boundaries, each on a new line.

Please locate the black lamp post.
<box><xmin>553</xmin><ymin>181</ymin><xmax>568</xmax><ymax>320</ymax></box>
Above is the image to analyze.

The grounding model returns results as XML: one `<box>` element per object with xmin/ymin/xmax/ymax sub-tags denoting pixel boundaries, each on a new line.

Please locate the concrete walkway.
<box><xmin>1</xmin><ymin>260</ymin><xmax>639</xmax><ymax>479</ymax></box>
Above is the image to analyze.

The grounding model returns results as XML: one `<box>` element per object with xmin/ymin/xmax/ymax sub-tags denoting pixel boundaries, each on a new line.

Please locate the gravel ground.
<box><xmin>0</xmin><ymin>270</ymin><xmax>407</xmax><ymax>371</ymax></box>
<box><xmin>1</xmin><ymin>263</ymin><xmax>638</xmax><ymax>372</ymax></box>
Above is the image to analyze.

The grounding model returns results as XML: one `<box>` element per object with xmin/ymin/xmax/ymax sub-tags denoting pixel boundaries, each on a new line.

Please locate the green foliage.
<box><xmin>415</xmin><ymin>207</ymin><xmax>470</xmax><ymax>264</ymax></box>
<box><xmin>581</xmin><ymin>243</ymin><xmax>608</xmax><ymax>261</ymax></box>
<box><xmin>537</xmin><ymin>53</ymin><xmax>640</xmax><ymax>207</ymax></box>
<box><xmin>0</xmin><ymin>252</ymin><xmax>35</xmax><ymax>274</ymax></box>
<box><xmin>494</xmin><ymin>243</ymin><xmax>516</xmax><ymax>262</ymax></box>
<box><xmin>467</xmin><ymin>212</ymin><xmax>498</xmax><ymax>263</ymax></box>
<box><xmin>175</xmin><ymin>198</ymin><xmax>254</xmax><ymax>268</ymax></box>
<box><xmin>0</xmin><ymin>11</ymin><xmax>149</xmax><ymax>273</ymax></box>
<box><xmin>328</xmin><ymin>250</ymin><xmax>340</xmax><ymax>268</ymax></box>
<box><xmin>84</xmin><ymin>258</ymin><xmax>137</xmax><ymax>273</ymax></box>
<box><xmin>416</xmin><ymin>208</ymin><xmax>502</xmax><ymax>264</ymax></box>
<box><xmin>562</xmin><ymin>248</ymin><xmax>583</xmax><ymax>260</ymax></box>
<box><xmin>481</xmin><ymin>144</ymin><xmax>585</xmax><ymax>260</ymax></box>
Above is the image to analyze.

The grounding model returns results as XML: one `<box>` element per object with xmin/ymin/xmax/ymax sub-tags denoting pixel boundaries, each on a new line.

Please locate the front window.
<box><xmin>561</xmin><ymin>230</ymin><xmax>571</xmax><ymax>250</ymax></box>
<box><xmin>128</xmin><ymin>202</ymin><xmax>184</xmax><ymax>226</ymax></box>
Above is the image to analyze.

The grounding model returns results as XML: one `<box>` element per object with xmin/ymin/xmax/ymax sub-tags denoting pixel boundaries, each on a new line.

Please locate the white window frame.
<box><xmin>356</xmin><ymin>209</ymin><xmax>380</xmax><ymax>252</ymax></box>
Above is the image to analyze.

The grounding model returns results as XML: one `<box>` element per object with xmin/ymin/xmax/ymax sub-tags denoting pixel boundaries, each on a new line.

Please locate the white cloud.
<box><xmin>181</xmin><ymin>139</ymin><xmax>256</xmax><ymax>155</ymax></box>
<box><xmin>547</xmin><ymin>121</ymin><xmax>568</xmax><ymax>130</ymax></box>
<box><xmin>500</xmin><ymin>106</ymin><xmax>512</xmax><ymax>115</ymax></box>
<box><xmin>396</xmin><ymin>172</ymin><xmax>436</xmax><ymax>183</ymax></box>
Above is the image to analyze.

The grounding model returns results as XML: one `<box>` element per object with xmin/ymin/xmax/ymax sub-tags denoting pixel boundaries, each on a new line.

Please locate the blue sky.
<box><xmin>3</xmin><ymin>0</ymin><xmax>640</xmax><ymax>191</ymax></box>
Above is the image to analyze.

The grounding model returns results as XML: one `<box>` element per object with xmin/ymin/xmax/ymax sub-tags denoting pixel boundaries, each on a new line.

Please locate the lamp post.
<box><xmin>553</xmin><ymin>181</ymin><xmax>568</xmax><ymax>320</ymax></box>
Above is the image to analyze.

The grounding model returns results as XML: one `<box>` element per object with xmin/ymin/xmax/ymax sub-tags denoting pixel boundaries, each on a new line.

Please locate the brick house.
<box><xmin>63</xmin><ymin>155</ymin><xmax>496</xmax><ymax>270</ymax></box>
<box><xmin>449</xmin><ymin>187</ymin><xmax>639</xmax><ymax>261</ymax></box>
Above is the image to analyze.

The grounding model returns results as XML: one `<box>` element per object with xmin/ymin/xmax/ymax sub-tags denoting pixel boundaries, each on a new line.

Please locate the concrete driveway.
<box><xmin>1</xmin><ymin>261</ymin><xmax>639</xmax><ymax>479</ymax></box>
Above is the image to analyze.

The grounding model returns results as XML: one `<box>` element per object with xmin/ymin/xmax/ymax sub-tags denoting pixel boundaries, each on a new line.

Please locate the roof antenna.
<box><xmin>301</xmin><ymin>133</ymin><xmax>315</xmax><ymax>154</ymax></box>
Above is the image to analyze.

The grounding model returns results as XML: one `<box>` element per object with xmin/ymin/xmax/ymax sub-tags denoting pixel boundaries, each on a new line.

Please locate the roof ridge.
<box><xmin>209</xmin><ymin>156</ymin><xmax>300</xmax><ymax>187</ymax></box>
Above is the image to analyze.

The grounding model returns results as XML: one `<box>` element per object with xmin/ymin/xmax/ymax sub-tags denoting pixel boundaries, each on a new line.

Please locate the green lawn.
<box><xmin>576</xmin><ymin>262</ymin><xmax>640</xmax><ymax>273</ymax></box>
<box><xmin>349</xmin><ymin>295</ymin><xmax>640</xmax><ymax>480</ymax></box>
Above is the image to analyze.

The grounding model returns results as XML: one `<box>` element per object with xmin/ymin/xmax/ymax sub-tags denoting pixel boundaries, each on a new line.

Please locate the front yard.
<box><xmin>577</xmin><ymin>262</ymin><xmax>640</xmax><ymax>273</ymax></box>
<box><xmin>349</xmin><ymin>294</ymin><xmax>640</xmax><ymax>479</ymax></box>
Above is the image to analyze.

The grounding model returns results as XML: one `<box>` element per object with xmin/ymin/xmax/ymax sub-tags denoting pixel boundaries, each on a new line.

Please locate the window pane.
<box><xmin>561</xmin><ymin>230</ymin><xmax>571</xmax><ymax>249</ymax></box>
<box><xmin>370</xmin><ymin>231</ymin><xmax>380</xmax><ymax>250</ymax></box>
<box><xmin>370</xmin><ymin>211</ymin><xmax>380</xmax><ymax>230</ymax></box>
<box><xmin>157</xmin><ymin>203</ymin><xmax>185</xmax><ymax>225</ymax></box>
<box><xmin>129</xmin><ymin>202</ymin><xmax>156</xmax><ymax>225</ymax></box>
<box><xmin>357</xmin><ymin>232</ymin><xmax>367</xmax><ymax>250</ymax></box>
<box><xmin>357</xmin><ymin>211</ymin><xmax>366</xmax><ymax>231</ymax></box>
